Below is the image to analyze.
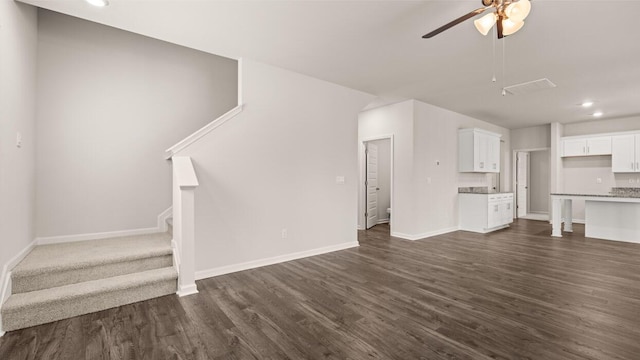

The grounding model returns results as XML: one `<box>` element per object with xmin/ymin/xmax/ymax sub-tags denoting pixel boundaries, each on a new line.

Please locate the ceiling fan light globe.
<box><xmin>502</xmin><ymin>18</ymin><xmax>525</xmax><ymax>36</ymax></box>
<box><xmin>474</xmin><ymin>12</ymin><xmax>497</xmax><ymax>36</ymax></box>
<box><xmin>505</xmin><ymin>0</ymin><xmax>531</xmax><ymax>23</ymax></box>
<box><xmin>85</xmin><ymin>0</ymin><xmax>109</xmax><ymax>6</ymax></box>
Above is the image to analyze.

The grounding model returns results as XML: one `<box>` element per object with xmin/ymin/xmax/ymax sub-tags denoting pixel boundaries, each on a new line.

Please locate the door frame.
<box><xmin>516</xmin><ymin>151</ymin><xmax>530</xmax><ymax>218</ymax></box>
<box><xmin>511</xmin><ymin>147</ymin><xmax>551</xmax><ymax>220</ymax></box>
<box><xmin>360</xmin><ymin>135</ymin><xmax>394</xmax><ymax>233</ymax></box>
<box><xmin>365</xmin><ymin>142</ymin><xmax>379</xmax><ymax>229</ymax></box>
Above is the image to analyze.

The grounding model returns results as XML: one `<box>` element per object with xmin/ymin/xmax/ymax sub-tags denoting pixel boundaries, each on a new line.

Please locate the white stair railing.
<box><xmin>172</xmin><ymin>156</ymin><xmax>199</xmax><ymax>296</ymax></box>
<box><xmin>165</xmin><ymin>105</ymin><xmax>244</xmax><ymax>159</ymax></box>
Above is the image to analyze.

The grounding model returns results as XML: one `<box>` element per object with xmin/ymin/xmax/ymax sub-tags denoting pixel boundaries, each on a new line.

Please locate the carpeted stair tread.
<box><xmin>13</xmin><ymin>232</ymin><xmax>172</xmax><ymax>277</ymax></box>
<box><xmin>2</xmin><ymin>267</ymin><xmax>177</xmax><ymax>314</ymax></box>
<box><xmin>2</xmin><ymin>267</ymin><xmax>177</xmax><ymax>331</ymax></box>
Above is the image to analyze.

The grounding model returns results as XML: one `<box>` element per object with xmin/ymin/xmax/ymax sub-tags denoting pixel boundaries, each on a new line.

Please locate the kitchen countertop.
<box><xmin>459</xmin><ymin>192</ymin><xmax>514</xmax><ymax>195</ymax></box>
<box><xmin>550</xmin><ymin>193</ymin><xmax>640</xmax><ymax>198</ymax></box>
<box><xmin>458</xmin><ymin>187</ymin><xmax>512</xmax><ymax>194</ymax></box>
<box><xmin>551</xmin><ymin>187</ymin><xmax>640</xmax><ymax>198</ymax></box>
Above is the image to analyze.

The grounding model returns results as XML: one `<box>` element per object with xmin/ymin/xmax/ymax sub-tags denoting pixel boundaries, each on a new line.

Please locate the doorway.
<box><xmin>361</xmin><ymin>137</ymin><xmax>393</xmax><ymax>231</ymax></box>
<box><xmin>514</xmin><ymin>149</ymin><xmax>550</xmax><ymax>221</ymax></box>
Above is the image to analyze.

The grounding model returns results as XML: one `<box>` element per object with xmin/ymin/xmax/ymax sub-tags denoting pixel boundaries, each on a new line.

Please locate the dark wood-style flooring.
<box><xmin>2</xmin><ymin>219</ymin><xmax>640</xmax><ymax>359</ymax></box>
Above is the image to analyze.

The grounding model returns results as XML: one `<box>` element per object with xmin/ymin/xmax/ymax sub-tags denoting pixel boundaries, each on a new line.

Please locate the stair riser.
<box><xmin>2</xmin><ymin>279</ymin><xmax>176</xmax><ymax>332</ymax></box>
<box><xmin>12</xmin><ymin>255</ymin><xmax>172</xmax><ymax>293</ymax></box>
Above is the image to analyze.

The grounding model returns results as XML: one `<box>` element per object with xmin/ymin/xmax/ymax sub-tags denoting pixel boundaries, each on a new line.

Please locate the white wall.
<box><xmin>35</xmin><ymin>10</ymin><xmax>238</xmax><ymax>238</ymax></box>
<box><xmin>359</xmin><ymin>101</ymin><xmax>414</xmax><ymax>233</ymax></box>
<box><xmin>176</xmin><ymin>59</ymin><xmax>374</xmax><ymax>274</ymax></box>
<box><xmin>511</xmin><ymin>124</ymin><xmax>550</xmax><ymax>150</ymax></box>
<box><xmin>0</xmin><ymin>1</ymin><xmax>37</xmax><ymax>276</ymax></box>
<box><xmin>368</xmin><ymin>139</ymin><xmax>391</xmax><ymax>222</ymax></box>
<box><xmin>529</xmin><ymin>150</ymin><xmax>550</xmax><ymax>213</ymax></box>
<box><xmin>563</xmin><ymin>116</ymin><xmax>640</xmax><ymax>136</ymax></box>
<box><xmin>358</xmin><ymin>100</ymin><xmax>510</xmax><ymax>239</ymax></box>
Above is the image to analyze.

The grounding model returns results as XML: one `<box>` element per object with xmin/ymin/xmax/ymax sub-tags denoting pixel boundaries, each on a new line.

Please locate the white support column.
<box><xmin>177</xmin><ymin>186</ymin><xmax>198</xmax><ymax>296</ymax></box>
<box><xmin>551</xmin><ymin>197</ymin><xmax>562</xmax><ymax>237</ymax></box>
<box><xmin>172</xmin><ymin>156</ymin><xmax>199</xmax><ymax>297</ymax></box>
<box><xmin>563</xmin><ymin>199</ymin><xmax>573</xmax><ymax>233</ymax></box>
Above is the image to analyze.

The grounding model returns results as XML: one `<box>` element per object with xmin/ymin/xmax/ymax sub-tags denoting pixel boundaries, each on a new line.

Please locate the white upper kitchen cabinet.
<box><xmin>458</xmin><ymin>128</ymin><xmax>501</xmax><ymax>173</ymax></box>
<box><xmin>561</xmin><ymin>136</ymin><xmax>612</xmax><ymax>157</ymax></box>
<box><xmin>612</xmin><ymin>134</ymin><xmax>640</xmax><ymax>172</ymax></box>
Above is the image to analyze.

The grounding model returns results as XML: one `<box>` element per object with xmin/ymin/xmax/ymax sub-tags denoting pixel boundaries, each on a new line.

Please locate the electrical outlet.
<box><xmin>281</xmin><ymin>228</ymin><xmax>288</xmax><ymax>239</ymax></box>
<box><xmin>596</xmin><ymin>178</ymin><xmax>602</xmax><ymax>184</ymax></box>
<box><xmin>16</xmin><ymin>132</ymin><xmax>22</xmax><ymax>148</ymax></box>
<box><xmin>630</xmin><ymin>178</ymin><xmax>635</xmax><ymax>184</ymax></box>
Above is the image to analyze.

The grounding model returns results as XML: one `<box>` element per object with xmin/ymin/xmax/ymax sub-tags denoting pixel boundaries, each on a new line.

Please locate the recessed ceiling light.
<box><xmin>581</xmin><ymin>101</ymin><xmax>594</xmax><ymax>108</ymax></box>
<box><xmin>593</xmin><ymin>111</ymin><xmax>603</xmax><ymax>117</ymax></box>
<box><xmin>86</xmin><ymin>0</ymin><xmax>109</xmax><ymax>7</ymax></box>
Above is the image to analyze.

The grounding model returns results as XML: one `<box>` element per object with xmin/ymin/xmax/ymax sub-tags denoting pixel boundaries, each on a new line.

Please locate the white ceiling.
<box><xmin>18</xmin><ymin>0</ymin><xmax>640</xmax><ymax>129</ymax></box>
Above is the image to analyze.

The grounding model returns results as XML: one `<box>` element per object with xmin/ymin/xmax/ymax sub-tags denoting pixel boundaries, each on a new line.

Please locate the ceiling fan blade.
<box><xmin>422</xmin><ymin>7</ymin><xmax>490</xmax><ymax>38</ymax></box>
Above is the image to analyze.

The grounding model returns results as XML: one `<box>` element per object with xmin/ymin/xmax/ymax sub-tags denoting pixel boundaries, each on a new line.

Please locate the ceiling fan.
<box><xmin>422</xmin><ymin>0</ymin><xmax>532</xmax><ymax>39</ymax></box>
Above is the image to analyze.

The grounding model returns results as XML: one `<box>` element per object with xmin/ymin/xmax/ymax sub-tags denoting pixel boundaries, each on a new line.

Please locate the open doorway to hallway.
<box><xmin>514</xmin><ymin>149</ymin><xmax>550</xmax><ymax>221</ymax></box>
<box><xmin>361</xmin><ymin>137</ymin><xmax>392</xmax><ymax>232</ymax></box>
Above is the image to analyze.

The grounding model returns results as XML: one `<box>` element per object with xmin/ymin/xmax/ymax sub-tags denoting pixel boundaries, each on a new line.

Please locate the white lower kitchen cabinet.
<box><xmin>459</xmin><ymin>193</ymin><xmax>514</xmax><ymax>233</ymax></box>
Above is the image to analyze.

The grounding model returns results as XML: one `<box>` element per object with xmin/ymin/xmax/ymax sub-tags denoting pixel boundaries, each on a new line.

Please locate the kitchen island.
<box><xmin>550</xmin><ymin>190</ymin><xmax>640</xmax><ymax>243</ymax></box>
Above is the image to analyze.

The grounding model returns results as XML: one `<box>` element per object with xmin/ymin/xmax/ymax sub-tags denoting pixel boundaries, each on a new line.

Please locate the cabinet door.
<box><xmin>562</xmin><ymin>138</ymin><xmax>587</xmax><ymax>157</ymax></box>
<box><xmin>487</xmin><ymin>135</ymin><xmax>500</xmax><ymax>173</ymax></box>
<box><xmin>502</xmin><ymin>198</ymin><xmax>514</xmax><ymax>224</ymax></box>
<box><xmin>487</xmin><ymin>201</ymin><xmax>501</xmax><ymax>228</ymax></box>
<box><xmin>612</xmin><ymin>135</ymin><xmax>636</xmax><ymax>172</ymax></box>
<box><xmin>586</xmin><ymin>136</ymin><xmax>612</xmax><ymax>155</ymax></box>
<box><xmin>635</xmin><ymin>135</ymin><xmax>640</xmax><ymax>172</ymax></box>
<box><xmin>475</xmin><ymin>133</ymin><xmax>489</xmax><ymax>171</ymax></box>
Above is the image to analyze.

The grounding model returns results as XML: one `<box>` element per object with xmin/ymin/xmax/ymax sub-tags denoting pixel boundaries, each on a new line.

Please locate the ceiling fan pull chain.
<box><xmin>502</xmin><ymin>36</ymin><xmax>507</xmax><ymax>96</ymax></box>
<box><xmin>492</xmin><ymin>26</ymin><xmax>497</xmax><ymax>83</ymax></box>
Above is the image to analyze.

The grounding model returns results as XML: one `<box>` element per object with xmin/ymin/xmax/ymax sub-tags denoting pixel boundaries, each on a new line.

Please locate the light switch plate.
<box><xmin>336</xmin><ymin>176</ymin><xmax>345</xmax><ymax>184</ymax></box>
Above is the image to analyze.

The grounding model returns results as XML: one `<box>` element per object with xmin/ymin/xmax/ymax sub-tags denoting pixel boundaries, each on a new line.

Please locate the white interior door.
<box><xmin>366</xmin><ymin>143</ymin><xmax>378</xmax><ymax>229</ymax></box>
<box><xmin>516</xmin><ymin>152</ymin><xmax>529</xmax><ymax>218</ymax></box>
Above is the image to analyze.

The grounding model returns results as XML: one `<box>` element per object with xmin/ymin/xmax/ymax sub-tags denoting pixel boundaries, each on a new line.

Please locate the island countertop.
<box><xmin>550</xmin><ymin>192</ymin><xmax>640</xmax><ymax>198</ymax></box>
<box><xmin>550</xmin><ymin>193</ymin><xmax>640</xmax><ymax>202</ymax></box>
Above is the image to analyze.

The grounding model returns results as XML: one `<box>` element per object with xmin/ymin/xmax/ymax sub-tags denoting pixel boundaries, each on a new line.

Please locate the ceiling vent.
<box><xmin>504</xmin><ymin>78</ymin><xmax>556</xmax><ymax>95</ymax></box>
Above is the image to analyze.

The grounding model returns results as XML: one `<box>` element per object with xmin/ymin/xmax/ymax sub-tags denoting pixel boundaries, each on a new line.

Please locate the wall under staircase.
<box><xmin>170</xmin><ymin>59</ymin><xmax>375</xmax><ymax>279</ymax></box>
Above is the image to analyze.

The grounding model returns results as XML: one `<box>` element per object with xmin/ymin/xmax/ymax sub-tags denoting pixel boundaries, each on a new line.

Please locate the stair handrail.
<box><xmin>165</xmin><ymin>104</ymin><xmax>244</xmax><ymax>159</ymax></box>
<box><xmin>172</xmin><ymin>156</ymin><xmax>199</xmax><ymax>296</ymax></box>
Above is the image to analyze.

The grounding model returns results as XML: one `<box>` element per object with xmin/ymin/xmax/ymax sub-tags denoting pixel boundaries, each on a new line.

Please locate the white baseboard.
<box><xmin>376</xmin><ymin>219</ymin><xmax>390</xmax><ymax>224</ymax></box>
<box><xmin>157</xmin><ymin>207</ymin><xmax>172</xmax><ymax>232</ymax></box>
<box><xmin>1</xmin><ymin>238</ymin><xmax>38</xmax><ymax>336</ymax></box>
<box><xmin>36</xmin><ymin>209</ymin><xmax>173</xmax><ymax>245</ymax></box>
<box><xmin>36</xmin><ymin>227</ymin><xmax>164</xmax><ymax>245</ymax></box>
<box><xmin>177</xmin><ymin>284</ymin><xmax>198</xmax><ymax>297</ymax></box>
<box><xmin>196</xmin><ymin>241</ymin><xmax>359</xmax><ymax>280</ymax></box>
<box><xmin>391</xmin><ymin>226</ymin><xmax>459</xmax><ymax>241</ymax></box>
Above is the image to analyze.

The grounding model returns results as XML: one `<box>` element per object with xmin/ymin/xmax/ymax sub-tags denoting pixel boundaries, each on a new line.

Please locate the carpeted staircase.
<box><xmin>1</xmin><ymin>232</ymin><xmax>177</xmax><ymax>332</ymax></box>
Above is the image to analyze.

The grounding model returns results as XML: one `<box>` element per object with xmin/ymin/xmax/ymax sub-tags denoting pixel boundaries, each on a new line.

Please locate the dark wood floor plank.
<box><xmin>2</xmin><ymin>219</ymin><xmax>640</xmax><ymax>359</ymax></box>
